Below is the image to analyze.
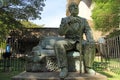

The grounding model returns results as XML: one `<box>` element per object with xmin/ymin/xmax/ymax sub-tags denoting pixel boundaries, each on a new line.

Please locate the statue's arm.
<box><xmin>84</xmin><ymin>19</ymin><xmax>94</xmax><ymax>42</ymax></box>
<box><xmin>58</xmin><ymin>18</ymin><xmax>70</xmax><ymax>36</ymax></box>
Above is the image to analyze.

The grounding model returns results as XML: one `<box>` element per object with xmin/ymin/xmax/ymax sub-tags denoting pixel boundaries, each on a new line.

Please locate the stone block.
<box><xmin>12</xmin><ymin>72</ymin><xmax>107</xmax><ymax>80</ymax></box>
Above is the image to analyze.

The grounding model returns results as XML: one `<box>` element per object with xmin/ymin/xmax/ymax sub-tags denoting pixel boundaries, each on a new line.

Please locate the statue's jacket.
<box><xmin>58</xmin><ymin>16</ymin><xmax>94</xmax><ymax>43</ymax></box>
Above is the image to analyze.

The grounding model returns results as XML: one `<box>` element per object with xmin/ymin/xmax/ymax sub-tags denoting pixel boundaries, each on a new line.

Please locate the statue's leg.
<box><xmin>54</xmin><ymin>40</ymin><xmax>74</xmax><ymax>78</ymax></box>
<box><xmin>83</xmin><ymin>42</ymin><xmax>96</xmax><ymax>74</ymax></box>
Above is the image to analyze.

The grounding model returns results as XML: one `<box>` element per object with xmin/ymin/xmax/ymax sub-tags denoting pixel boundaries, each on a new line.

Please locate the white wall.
<box><xmin>78</xmin><ymin>0</ymin><xmax>92</xmax><ymax>20</ymax></box>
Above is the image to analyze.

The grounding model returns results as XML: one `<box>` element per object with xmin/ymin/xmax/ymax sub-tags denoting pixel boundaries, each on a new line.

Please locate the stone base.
<box><xmin>12</xmin><ymin>72</ymin><xmax>107</xmax><ymax>80</ymax></box>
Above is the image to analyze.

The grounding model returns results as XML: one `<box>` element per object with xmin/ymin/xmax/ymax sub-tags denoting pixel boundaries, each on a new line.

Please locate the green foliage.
<box><xmin>0</xmin><ymin>11</ymin><xmax>44</xmax><ymax>44</ymax></box>
<box><xmin>106</xmin><ymin>29</ymin><xmax>120</xmax><ymax>38</ymax></box>
<box><xmin>92</xmin><ymin>0</ymin><xmax>120</xmax><ymax>33</ymax></box>
<box><xmin>0</xmin><ymin>0</ymin><xmax>46</xmax><ymax>43</ymax></box>
<box><xmin>0</xmin><ymin>10</ymin><xmax>23</xmax><ymax>43</ymax></box>
<box><xmin>20</xmin><ymin>20</ymin><xmax>44</xmax><ymax>28</ymax></box>
<box><xmin>0</xmin><ymin>0</ymin><xmax>46</xmax><ymax>20</ymax></box>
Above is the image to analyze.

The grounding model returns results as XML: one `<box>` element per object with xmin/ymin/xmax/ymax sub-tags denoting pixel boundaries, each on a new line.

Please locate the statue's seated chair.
<box><xmin>26</xmin><ymin>36</ymin><xmax>95</xmax><ymax>73</ymax></box>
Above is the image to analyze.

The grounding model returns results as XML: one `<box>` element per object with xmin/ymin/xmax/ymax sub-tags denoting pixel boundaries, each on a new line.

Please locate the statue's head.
<box><xmin>68</xmin><ymin>2</ymin><xmax>79</xmax><ymax>16</ymax></box>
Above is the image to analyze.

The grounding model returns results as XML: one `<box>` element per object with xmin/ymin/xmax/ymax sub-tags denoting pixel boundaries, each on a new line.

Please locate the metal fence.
<box><xmin>0</xmin><ymin>39</ymin><xmax>26</xmax><ymax>72</ymax></box>
<box><xmin>105</xmin><ymin>35</ymin><xmax>120</xmax><ymax>74</ymax></box>
<box><xmin>0</xmin><ymin>35</ymin><xmax>120</xmax><ymax>74</ymax></box>
<box><xmin>0</xmin><ymin>57</ymin><xmax>26</xmax><ymax>72</ymax></box>
<box><xmin>94</xmin><ymin>35</ymin><xmax>120</xmax><ymax>74</ymax></box>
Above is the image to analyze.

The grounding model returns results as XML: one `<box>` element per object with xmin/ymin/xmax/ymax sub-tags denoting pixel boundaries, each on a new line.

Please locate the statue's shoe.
<box><xmin>86</xmin><ymin>68</ymin><xmax>96</xmax><ymax>75</ymax></box>
<box><xmin>59</xmin><ymin>67</ymin><xmax>68</xmax><ymax>78</ymax></box>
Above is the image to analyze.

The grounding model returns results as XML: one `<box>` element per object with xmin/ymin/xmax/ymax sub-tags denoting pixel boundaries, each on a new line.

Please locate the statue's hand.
<box><xmin>69</xmin><ymin>16</ymin><xmax>81</xmax><ymax>23</ymax></box>
<box><xmin>76</xmin><ymin>42</ymin><xmax>82</xmax><ymax>53</ymax></box>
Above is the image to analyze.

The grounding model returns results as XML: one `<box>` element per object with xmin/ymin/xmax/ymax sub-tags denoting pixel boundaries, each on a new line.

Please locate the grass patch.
<box><xmin>0</xmin><ymin>56</ymin><xmax>120</xmax><ymax>80</ymax></box>
<box><xmin>97</xmin><ymin>71</ymin><xmax>120</xmax><ymax>80</ymax></box>
<box><xmin>0</xmin><ymin>71</ymin><xmax>23</xmax><ymax>80</ymax></box>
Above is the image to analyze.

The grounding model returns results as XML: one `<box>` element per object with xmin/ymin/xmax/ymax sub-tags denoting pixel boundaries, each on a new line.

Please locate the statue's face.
<box><xmin>69</xmin><ymin>3</ymin><xmax>79</xmax><ymax>16</ymax></box>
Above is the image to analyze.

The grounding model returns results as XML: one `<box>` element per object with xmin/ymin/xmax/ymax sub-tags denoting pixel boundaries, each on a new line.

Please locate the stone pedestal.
<box><xmin>26</xmin><ymin>51</ymin><xmax>81</xmax><ymax>72</ymax></box>
<box><xmin>12</xmin><ymin>72</ymin><xmax>107</xmax><ymax>80</ymax></box>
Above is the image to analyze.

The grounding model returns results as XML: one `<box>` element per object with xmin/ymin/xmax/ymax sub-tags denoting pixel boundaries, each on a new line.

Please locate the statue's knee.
<box><xmin>85</xmin><ymin>42</ymin><xmax>95</xmax><ymax>48</ymax></box>
<box><xmin>54</xmin><ymin>41</ymin><xmax>64</xmax><ymax>48</ymax></box>
<box><xmin>84</xmin><ymin>42</ymin><xmax>95</xmax><ymax>54</ymax></box>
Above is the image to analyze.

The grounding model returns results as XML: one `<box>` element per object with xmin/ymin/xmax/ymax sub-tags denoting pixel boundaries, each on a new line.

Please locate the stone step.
<box><xmin>12</xmin><ymin>71</ymin><xmax>107</xmax><ymax>80</ymax></box>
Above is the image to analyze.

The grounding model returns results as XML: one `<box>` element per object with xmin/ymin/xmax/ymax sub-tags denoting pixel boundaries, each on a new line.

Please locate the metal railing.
<box><xmin>106</xmin><ymin>35</ymin><xmax>120</xmax><ymax>74</ymax></box>
<box><xmin>0</xmin><ymin>35</ymin><xmax>120</xmax><ymax>74</ymax></box>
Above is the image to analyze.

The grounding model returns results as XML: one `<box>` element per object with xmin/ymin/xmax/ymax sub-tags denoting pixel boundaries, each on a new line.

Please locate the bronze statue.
<box><xmin>54</xmin><ymin>2</ymin><xmax>95</xmax><ymax>78</ymax></box>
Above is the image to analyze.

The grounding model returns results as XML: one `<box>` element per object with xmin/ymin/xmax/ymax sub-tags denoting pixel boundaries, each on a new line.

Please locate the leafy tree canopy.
<box><xmin>0</xmin><ymin>10</ymin><xmax>22</xmax><ymax>41</ymax></box>
<box><xmin>0</xmin><ymin>11</ymin><xmax>44</xmax><ymax>42</ymax></box>
<box><xmin>0</xmin><ymin>0</ymin><xmax>46</xmax><ymax>43</ymax></box>
<box><xmin>0</xmin><ymin>0</ymin><xmax>46</xmax><ymax>20</ymax></box>
<box><xmin>92</xmin><ymin>0</ymin><xmax>120</xmax><ymax>33</ymax></box>
<box><xmin>20</xmin><ymin>20</ymin><xmax>44</xmax><ymax>28</ymax></box>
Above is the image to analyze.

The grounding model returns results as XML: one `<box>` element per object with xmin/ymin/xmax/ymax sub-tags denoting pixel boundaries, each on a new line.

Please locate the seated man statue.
<box><xmin>54</xmin><ymin>2</ymin><xmax>95</xmax><ymax>78</ymax></box>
